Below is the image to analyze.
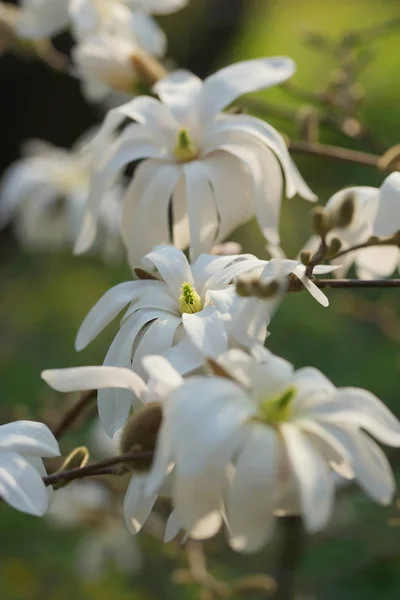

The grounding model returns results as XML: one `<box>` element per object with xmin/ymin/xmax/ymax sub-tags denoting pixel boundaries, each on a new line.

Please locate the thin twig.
<box><xmin>43</xmin><ymin>450</ymin><xmax>153</xmax><ymax>487</ymax></box>
<box><xmin>288</xmin><ymin>140</ymin><xmax>388</xmax><ymax>170</ymax></box>
<box><xmin>334</xmin><ymin>238</ymin><xmax>399</xmax><ymax>259</ymax></box>
<box><xmin>51</xmin><ymin>389</ymin><xmax>97</xmax><ymax>439</ymax></box>
<box><xmin>314</xmin><ymin>278</ymin><xmax>400</xmax><ymax>289</ymax></box>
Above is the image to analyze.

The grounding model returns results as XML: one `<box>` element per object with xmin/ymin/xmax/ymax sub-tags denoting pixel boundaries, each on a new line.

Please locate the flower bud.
<box><xmin>120</xmin><ymin>403</ymin><xmax>162</xmax><ymax>472</ymax></box>
<box><xmin>311</xmin><ymin>206</ymin><xmax>329</xmax><ymax>236</ymax></box>
<box><xmin>300</xmin><ymin>249</ymin><xmax>312</xmax><ymax>266</ymax></box>
<box><xmin>326</xmin><ymin>235</ymin><xmax>342</xmax><ymax>257</ymax></box>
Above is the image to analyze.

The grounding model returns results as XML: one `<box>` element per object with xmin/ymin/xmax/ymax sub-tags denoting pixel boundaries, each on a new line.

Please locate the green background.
<box><xmin>1</xmin><ymin>0</ymin><xmax>400</xmax><ymax>598</ymax></box>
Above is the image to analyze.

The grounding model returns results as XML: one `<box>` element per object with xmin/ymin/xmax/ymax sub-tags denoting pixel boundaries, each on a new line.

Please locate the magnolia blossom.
<box><xmin>15</xmin><ymin>0</ymin><xmax>187</xmax><ymax>56</ymax></box>
<box><xmin>0</xmin><ymin>137</ymin><xmax>123</xmax><ymax>259</ymax></box>
<box><xmin>0</xmin><ymin>420</ymin><xmax>60</xmax><ymax>515</ymax></box>
<box><xmin>306</xmin><ymin>172</ymin><xmax>400</xmax><ymax>279</ymax></box>
<box><xmin>75</xmin><ymin>58</ymin><xmax>316</xmax><ymax>263</ymax></box>
<box><xmin>72</xmin><ymin>32</ymin><xmax>141</xmax><ymax>102</ymax></box>
<box><xmin>74</xmin><ymin>244</ymin><xmax>266</xmax><ymax>377</ymax></box>
<box><xmin>41</xmin><ymin>361</ymin><xmax>184</xmax><ymax>539</ymax></box>
<box><xmin>48</xmin><ymin>480</ymin><xmax>142</xmax><ymax>579</ymax></box>
<box><xmin>155</xmin><ymin>348</ymin><xmax>400</xmax><ymax>552</ymax></box>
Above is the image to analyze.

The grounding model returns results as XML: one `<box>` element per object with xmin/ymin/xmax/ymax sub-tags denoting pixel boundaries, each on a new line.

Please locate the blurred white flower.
<box><xmin>74</xmin><ymin>244</ymin><xmax>265</xmax><ymax>379</ymax></box>
<box><xmin>89</xmin><ymin>419</ymin><xmax>123</xmax><ymax>459</ymax></box>
<box><xmin>48</xmin><ymin>480</ymin><xmax>142</xmax><ymax>579</ymax></box>
<box><xmin>16</xmin><ymin>0</ymin><xmax>187</xmax><ymax>56</ymax></box>
<box><xmin>305</xmin><ymin>172</ymin><xmax>400</xmax><ymax>279</ymax></box>
<box><xmin>158</xmin><ymin>348</ymin><xmax>400</xmax><ymax>552</ymax></box>
<box><xmin>0</xmin><ymin>136</ymin><xmax>123</xmax><ymax>260</ymax></box>
<box><xmin>0</xmin><ymin>420</ymin><xmax>60</xmax><ymax>515</ymax></box>
<box><xmin>75</xmin><ymin>58</ymin><xmax>316</xmax><ymax>262</ymax></box>
<box><xmin>72</xmin><ymin>32</ymin><xmax>141</xmax><ymax>102</ymax></box>
<box><xmin>41</xmin><ymin>361</ymin><xmax>184</xmax><ymax>538</ymax></box>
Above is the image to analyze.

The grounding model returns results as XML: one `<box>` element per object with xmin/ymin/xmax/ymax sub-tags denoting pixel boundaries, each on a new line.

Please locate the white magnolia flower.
<box><xmin>75</xmin><ymin>58</ymin><xmax>316</xmax><ymax>263</ymax></box>
<box><xmin>41</xmin><ymin>361</ymin><xmax>184</xmax><ymax>539</ymax></box>
<box><xmin>72</xmin><ymin>32</ymin><xmax>141</xmax><ymax>102</ymax></box>
<box><xmin>157</xmin><ymin>348</ymin><xmax>400</xmax><ymax>552</ymax></box>
<box><xmin>0</xmin><ymin>420</ymin><xmax>60</xmax><ymax>515</ymax></box>
<box><xmin>48</xmin><ymin>480</ymin><xmax>142</xmax><ymax>579</ymax></box>
<box><xmin>306</xmin><ymin>172</ymin><xmax>400</xmax><ymax>279</ymax></box>
<box><xmin>74</xmin><ymin>244</ymin><xmax>266</xmax><ymax>378</ymax></box>
<box><xmin>0</xmin><ymin>136</ymin><xmax>123</xmax><ymax>260</ymax></box>
<box><xmin>16</xmin><ymin>0</ymin><xmax>187</xmax><ymax>56</ymax></box>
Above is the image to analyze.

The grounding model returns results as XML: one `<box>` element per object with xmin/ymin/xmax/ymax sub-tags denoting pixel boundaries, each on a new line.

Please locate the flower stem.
<box><xmin>272</xmin><ymin>516</ymin><xmax>304</xmax><ymax>600</ymax></box>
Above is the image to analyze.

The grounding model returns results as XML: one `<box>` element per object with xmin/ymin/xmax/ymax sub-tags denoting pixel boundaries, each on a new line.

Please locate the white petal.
<box><xmin>164</xmin><ymin>508</ymin><xmax>182</xmax><ymax>542</ymax></box>
<box><xmin>124</xmin><ymin>475</ymin><xmax>157</xmax><ymax>534</ymax></box>
<box><xmin>204</xmin><ymin>258</ymin><xmax>266</xmax><ymax>291</ymax></box>
<box><xmin>280</xmin><ymin>423</ymin><xmax>334</xmax><ymax>533</ymax></box>
<box><xmin>154</xmin><ymin>70</ymin><xmax>203</xmax><ymax>125</ymax></box>
<box><xmin>142</xmin><ymin>244</ymin><xmax>192</xmax><ymax>297</ymax></box>
<box><xmin>227</xmin><ymin>424</ymin><xmax>277</xmax><ymax>553</ymax></box>
<box><xmin>126</xmin><ymin>163</ymin><xmax>182</xmax><ymax>266</ymax></box>
<box><xmin>145</xmin><ymin>421</ymin><xmax>174</xmax><ymax>495</ymax></box>
<box><xmin>315</xmin><ymin>424</ymin><xmax>395</xmax><ymax>504</ymax></box>
<box><xmin>183</xmin><ymin>161</ymin><xmax>219</xmax><ymax>260</ymax></box>
<box><xmin>0</xmin><ymin>421</ymin><xmax>59</xmax><ymax>458</ymax></box>
<box><xmin>198</xmin><ymin>57</ymin><xmax>296</xmax><ymax>124</ymax></box>
<box><xmin>292</xmin><ymin>265</ymin><xmax>330</xmax><ymax>307</ymax></box>
<box><xmin>163</xmin><ymin>337</ymin><xmax>205</xmax><ymax>375</ymax></box>
<box><xmin>171</xmin><ymin>174</ymin><xmax>190</xmax><ymax>250</ymax></box>
<box><xmin>42</xmin><ymin>365</ymin><xmax>147</xmax><ymax>397</ymax></box>
<box><xmin>355</xmin><ymin>246</ymin><xmax>399</xmax><ymax>279</ymax></box>
<box><xmin>142</xmin><ymin>354</ymin><xmax>184</xmax><ymax>390</ymax></box>
<box><xmin>168</xmin><ymin>377</ymin><xmax>253</xmax><ymax>477</ymax></box>
<box><xmin>130</xmin><ymin>12</ymin><xmax>167</xmax><ymax>57</ymax></box>
<box><xmin>373</xmin><ymin>172</ymin><xmax>400</xmax><ymax>237</ymax></box>
<box><xmin>191</xmin><ymin>253</ymin><xmax>255</xmax><ymax>292</ymax></box>
<box><xmin>131</xmin><ymin>316</ymin><xmax>181</xmax><ymax>378</ymax></box>
<box><xmin>0</xmin><ymin>451</ymin><xmax>49</xmax><ymax>516</ymax></box>
<box><xmin>75</xmin><ymin>281</ymin><xmax>154</xmax><ymax>351</ymax></box>
<box><xmin>182</xmin><ymin>307</ymin><xmax>228</xmax><ymax>358</ymax></box>
<box><xmin>232</xmin><ymin>297</ymin><xmax>271</xmax><ymax>348</ymax></box>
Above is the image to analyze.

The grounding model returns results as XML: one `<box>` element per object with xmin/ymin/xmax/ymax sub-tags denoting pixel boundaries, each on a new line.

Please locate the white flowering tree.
<box><xmin>1</xmin><ymin>1</ymin><xmax>400</xmax><ymax>598</ymax></box>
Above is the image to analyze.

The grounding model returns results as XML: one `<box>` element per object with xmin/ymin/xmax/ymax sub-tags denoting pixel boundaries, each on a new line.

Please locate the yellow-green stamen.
<box><xmin>257</xmin><ymin>386</ymin><xmax>296</xmax><ymax>426</ymax></box>
<box><xmin>178</xmin><ymin>282</ymin><xmax>203</xmax><ymax>314</ymax></box>
<box><xmin>174</xmin><ymin>128</ymin><xmax>198</xmax><ymax>162</ymax></box>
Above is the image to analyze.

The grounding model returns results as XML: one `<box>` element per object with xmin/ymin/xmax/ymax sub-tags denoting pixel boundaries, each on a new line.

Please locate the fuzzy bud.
<box><xmin>326</xmin><ymin>236</ymin><xmax>342</xmax><ymax>257</ymax></box>
<box><xmin>311</xmin><ymin>206</ymin><xmax>329</xmax><ymax>236</ymax></box>
<box><xmin>120</xmin><ymin>403</ymin><xmax>162</xmax><ymax>472</ymax></box>
<box><xmin>300</xmin><ymin>249</ymin><xmax>312</xmax><ymax>266</ymax></box>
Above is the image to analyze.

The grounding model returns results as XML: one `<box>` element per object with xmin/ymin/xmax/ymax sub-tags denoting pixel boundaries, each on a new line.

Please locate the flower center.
<box><xmin>174</xmin><ymin>129</ymin><xmax>199</xmax><ymax>162</ymax></box>
<box><xmin>257</xmin><ymin>386</ymin><xmax>296</xmax><ymax>426</ymax></box>
<box><xmin>178</xmin><ymin>282</ymin><xmax>203</xmax><ymax>314</ymax></box>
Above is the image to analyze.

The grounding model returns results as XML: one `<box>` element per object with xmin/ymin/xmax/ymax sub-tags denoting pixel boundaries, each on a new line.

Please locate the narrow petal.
<box><xmin>42</xmin><ymin>366</ymin><xmax>147</xmax><ymax>397</ymax></box>
<box><xmin>142</xmin><ymin>244</ymin><xmax>192</xmax><ymax>297</ymax></box>
<box><xmin>131</xmin><ymin>316</ymin><xmax>181</xmax><ymax>378</ymax></box>
<box><xmin>124</xmin><ymin>475</ymin><xmax>157</xmax><ymax>534</ymax></box>
<box><xmin>191</xmin><ymin>253</ymin><xmax>256</xmax><ymax>292</ymax></box>
<box><xmin>233</xmin><ymin>297</ymin><xmax>271</xmax><ymax>348</ymax></box>
<box><xmin>130</xmin><ymin>13</ymin><xmax>167</xmax><ymax>57</ymax></box>
<box><xmin>142</xmin><ymin>354</ymin><xmax>184</xmax><ymax>390</ymax></box>
<box><xmin>183</xmin><ymin>161</ymin><xmax>219</xmax><ymax>259</ymax></box>
<box><xmin>182</xmin><ymin>307</ymin><xmax>228</xmax><ymax>358</ymax></box>
<box><xmin>198</xmin><ymin>58</ymin><xmax>296</xmax><ymax>124</ymax></box>
<box><xmin>163</xmin><ymin>337</ymin><xmax>205</xmax><ymax>375</ymax></box>
<box><xmin>355</xmin><ymin>246</ymin><xmax>399</xmax><ymax>280</ymax></box>
<box><xmin>292</xmin><ymin>265</ymin><xmax>330</xmax><ymax>307</ymax></box>
<box><xmin>0</xmin><ymin>421</ymin><xmax>59</xmax><ymax>458</ymax></box>
<box><xmin>164</xmin><ymin>508</ymin><xmax>182</xmax><ymax>542</ymax></box>
<box><xmin>0</xmin><ymin>451</ymin><xmax>49</xmax><ymax>516</ymax></box>
<box><xmin>373</xmin><ymin>172</ymin><xmax>400</xmax><ymax>237</ymax></box>
<box><xmin>228</xmin><ymin>424</ymin><xmax>277</xmax><ymax>553</ymax></box>
<box><xmin>154</xmin><ymin>70</ymin><xmax>203</xmax><ymax>125</ymax></box>
<box><xmin>75</xmin><ymin>281</ymin><xmax>154</xmax><ymax>351</ymax></box>
<box><xmin>126</xmin><ymin>164</ymin><xmax>182</xmax><ymax>267</ymax></box>
<box><xmin>280</xmin><ymin>423</ymin><xmax>334</xmax><ymax>533</ymax></box>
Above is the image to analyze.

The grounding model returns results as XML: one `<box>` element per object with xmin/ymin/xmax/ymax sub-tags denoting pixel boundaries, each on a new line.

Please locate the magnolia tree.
<box><xmin>1</xmin><ymin>1</ymin><xmax>400</xmax><ymax>597</ymax></box>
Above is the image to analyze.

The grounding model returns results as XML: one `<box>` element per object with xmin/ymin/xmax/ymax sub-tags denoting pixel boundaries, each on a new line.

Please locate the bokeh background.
<box><xmin>1</xmin><ymin>0</ymin><xmax>400</xmax><ymax>598</ymax></box>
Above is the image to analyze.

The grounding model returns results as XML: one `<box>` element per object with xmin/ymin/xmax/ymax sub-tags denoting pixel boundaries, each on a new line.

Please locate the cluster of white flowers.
<box><xmin>1</xmin><ymin>0</ymin><xmax>400</xmax><ymax>563</ymax></box>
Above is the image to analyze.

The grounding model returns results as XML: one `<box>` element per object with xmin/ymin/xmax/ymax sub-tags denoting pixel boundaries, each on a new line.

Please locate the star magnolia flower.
<box><xmin>16</xmin><ymin>0</ymin><xmax>187</xmax><ymax>56</ymax></box>
<box><xmin>156</xmin><ymin>348</ymin><xmax>400</xmax><ymax>552</ymax></box>
<box><xmin>306</xmin><ymin>172</ymin><xmax>400</xmax><ymax>279</ymax></box>
<box><xmin>0</xmin><ymin>420</ymin><xmax>60</xmax><ymax>515</ymax></box>
<box><xmin>41</xmin><ymin>360</ymin><xmax>184</xmax><ymax>540</ymax></box>
<box><xmin>0</xmin><ymin>137</ymin><xmax>122</xmax><ymax>260</ymax></box>
<box><xmin>74</xmin><ymin>243</ymin><xmax>265</xmax><ymax>381</ymax></box>
<box><xmin>75</xmin><ymin>58</ymin><xmax>316</xmax><ymax>263</ymax></box>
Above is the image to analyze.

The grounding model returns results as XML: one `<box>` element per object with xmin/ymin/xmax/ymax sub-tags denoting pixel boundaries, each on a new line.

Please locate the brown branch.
<box><xmin>51</xmin><ymin>389</ymin><xmax>97</xmax><ymax>439</ymax></box>
<box><xmin>272</xmin><ymin>516</ymin><xmax>305</xmax><ymax>600</ymax></box>
<box><xmin>314</xmin><ymin>278</ymin><xmax>400</xmax><ymax>289</ymax></box>
<box><xmin>288</xmin><ymin>140</ymin><xmax>387</xmax><ymax>170</ymax></box>
<box><xmin>43</xmin><ymin>450</ymin><xmax>153</xmax><ymax>487</ymax></box>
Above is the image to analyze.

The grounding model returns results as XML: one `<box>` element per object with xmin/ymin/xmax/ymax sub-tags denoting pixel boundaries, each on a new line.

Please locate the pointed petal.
<box><xmin>42</xmin><ymin>366</ymin><xmax>147</xmax><ymax>397</ymax></box>
<box><xmin>182</xmin><ymin>307</ymin><xmax>228</xmax><ymax>358</ymax></box>
<box><xmin>124</xmin><ymin>475</ymin><xmax>157</xmax><ymax>534</ymax></box>
<box><xmin>154</xmin><ymin>70</ymin><xmax>202</xmax><ymax>125</ymax></box>
<box><xmin>0</xmin><ymin>451</ymin><xmax>49</xmax><ymax>516</ymax></box>
<box><xmin>0</xmin><ymin>421</ymin><xmax>59</xmax><ymax>458</ymax></box>
<box><xmin>373</xmin><ymin>172</ymin><xmax>400</xmax><ymax>237</ymax></box>
<box><xmin>131</xmin><ymin>13</ymin><xmax>167</xmax><ymax>57</ymax></box>
<box><xmin>142</xmin><ymin>244</ymin><xmax>192</xmax><ymax>297</ymax></box>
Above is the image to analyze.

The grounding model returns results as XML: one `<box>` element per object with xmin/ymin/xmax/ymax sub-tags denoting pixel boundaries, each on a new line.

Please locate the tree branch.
<box><xmin>314</xmin><ymin>278</ymin><xmax>400</xmax><ymax>289</ymax></box>
<box><xmin>51</xmin><ymin>389</ymin><xmax>97</xmax><ymax>439</ymax></box>
<box><xmin>288</xmin><ymin>140</ymin><xmax>389</xmax><ymax>170</ymax></box>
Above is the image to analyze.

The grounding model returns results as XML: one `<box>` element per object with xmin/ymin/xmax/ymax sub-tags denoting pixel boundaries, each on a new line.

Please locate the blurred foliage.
<box><xmin>1</xmin><ymin>0</ymin><xmax>400</xmax><ymax>598</ymax></box>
